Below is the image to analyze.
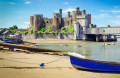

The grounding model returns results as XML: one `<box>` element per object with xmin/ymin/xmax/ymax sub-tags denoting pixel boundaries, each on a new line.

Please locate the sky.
<box><xmin>0</xmin><ymin>0</ymin><xmax>120</xmax><ymax>29</ymax></box>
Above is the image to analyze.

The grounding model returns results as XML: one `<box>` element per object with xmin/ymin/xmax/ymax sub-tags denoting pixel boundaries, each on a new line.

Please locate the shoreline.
<box><xmin>23</xmin><ymin>39</ymin><xmax>95</xmax><ymax>44</ymax></box>
<box><xmin>0</xmin><ymin>49</ymin><xmax>120</xmax><ymax>78</ymax></box>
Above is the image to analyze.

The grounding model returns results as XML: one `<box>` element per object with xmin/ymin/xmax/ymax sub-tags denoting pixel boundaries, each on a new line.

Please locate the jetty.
<box><xmin>0</xmin><ymin>41</ymin><xmax>61</xmax><ymax>52</ymax></box>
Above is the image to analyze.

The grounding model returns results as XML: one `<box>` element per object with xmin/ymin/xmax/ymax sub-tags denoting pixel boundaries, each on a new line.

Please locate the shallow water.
<box><xmin>38</xmin><ymin>41</ymin><xmax>120</xmax><ymax>62</ymax></box>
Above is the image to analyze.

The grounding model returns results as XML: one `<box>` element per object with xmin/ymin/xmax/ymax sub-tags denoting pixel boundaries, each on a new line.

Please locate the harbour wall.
<box><xmin>22</xmin><ymin>33</ymin><xmax>74</xmax><ymax>40</ymax></box>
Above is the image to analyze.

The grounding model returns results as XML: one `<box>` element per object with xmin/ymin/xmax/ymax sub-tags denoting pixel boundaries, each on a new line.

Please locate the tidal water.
<box><xmin>38</xmin><ymin>41</ymin><xmax>120</xmax><ymax>62</ymax></box>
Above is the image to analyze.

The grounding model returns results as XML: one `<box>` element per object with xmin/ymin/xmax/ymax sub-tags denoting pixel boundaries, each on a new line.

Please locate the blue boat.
<box><xmin>3</xmin><ymin>38</ymin><xmax>18</xmax><ymax>43</ymax></box>
<box><xmin>68</xmin><ymin>52</ymin><xmax>120</xmax><ymax>71</ymax></box>
<box><xmin>2</xmin><ymin>34</ymin><xmax>23</xmax><ymax>43</ymax></box>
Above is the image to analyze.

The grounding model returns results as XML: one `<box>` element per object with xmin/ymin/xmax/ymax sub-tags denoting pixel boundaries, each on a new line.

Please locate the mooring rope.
<box><xmin>0</xmin><ymin>56</ymin><xmax>68</xmax><ymax>66</ymax></box>
<box><xmin>45</xmin><ymin>56</ymin><xmax>67</xmax><ymax>64</ymax></box>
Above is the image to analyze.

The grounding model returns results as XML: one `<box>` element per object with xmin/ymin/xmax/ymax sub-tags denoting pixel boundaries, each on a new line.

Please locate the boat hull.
<box><xmin>3</xmin><ymin>38</ymin><xmax>19</xmax><ymax>43</ymax></box>
<box><xmin>70</xmin><ymin>56</ymin><xmax>120</xmax><ymax>71</ymax></box>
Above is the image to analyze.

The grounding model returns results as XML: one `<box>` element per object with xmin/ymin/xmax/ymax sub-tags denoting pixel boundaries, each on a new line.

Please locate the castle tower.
<box><xmin>33</xmin><ymin>14</ymin><xmax>43</xmax><ymax>31</ymax></box>
<box><xmin>58</xmin><ymin>9</ymin><xmax>62</xmax><ymax>28</ymax></box>
<box><xmin>30</xmin><ymin>16</ymin><xmax>34</xmax><ymax>29</ymax></box>
<box><xmin>67</xmin><ymin>12</ymin><xmax>70</xmax><ymax>18</ymax></box>
<box><xmin>87</xmin><ymin>14</ymin><xmax>91</xmax><ymax>25</ymax></box>
<box><xmin>76</xmin><ymin>7</ymin><xmax>80</xmax><ymax>15</ymax></box>
<box><xmin>82</xmin><ymin>10</ymin><xmax>86</xmax><ymax>15</ymax></box>
<box><xmin>72</xmin><ymin>11</ymin><xmax>76</xmax><ymax>25</ymax></box>
<box><xmin>34</xmin><ymin>15</ymin><xmax>39</xmax><ymax>31</ymax></box>
<box><xmin>59</xmin><ymin>9</ymin><xmax>62</xmax><ymax>17</ymax></box>
<box><xmin>52</xmin><ymin>13</ymin><xmax>59</xmax><ymax>31</ymax></box>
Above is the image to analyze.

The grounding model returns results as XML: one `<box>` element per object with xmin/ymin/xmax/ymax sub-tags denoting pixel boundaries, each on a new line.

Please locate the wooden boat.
<box><xmin>68</xmin><ymin>52</ymin><xmax>120</xmax><ymax>71</ymax></box>
<box><xmin>3</xmin><ymin>38</ymin><xmax>18</xmax><ymax>43</ymax></box>
<box><xmin>2</xmin><ymin>34</ymin><xmax>22</xmax><ymax>43</ymax></box>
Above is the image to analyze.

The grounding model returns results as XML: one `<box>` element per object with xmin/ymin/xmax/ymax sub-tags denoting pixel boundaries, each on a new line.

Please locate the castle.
<box><xmin>29</xmin><ymin>7</ymin><xmax>96</xmax><ymax>31</ymax></box>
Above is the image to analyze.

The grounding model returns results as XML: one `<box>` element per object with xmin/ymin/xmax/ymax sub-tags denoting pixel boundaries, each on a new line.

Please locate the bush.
<box><xmin>68</xmin><ymin>24</ymin><xmax>74</xmax><ymax>33</ymax></box>
<box><xmin>30</xmin><ymin>29</ymin><xmax>34</xmax><ymax>34</ymax></box>
<box><xmin>51</xmin><ymin>31</ymin><xmax>55</xmax><ymax>34</ymax></box>
<box><xmin>24</xmin><ymin>31</ymin><xmax>28</xmax><ymax>35</ymax></box>
<box><xmin>13</xmin><ymin>25</ymin><xmax>18</xmax><ymax>29</ymax></box>
<box><xmin>10</xmin><ymin>30</ymin><xmax>16</xmax><ymax>33</ymax></box>
<box><xmin>37</xmin><ymin>31</ymin><xmax>42</xmax><ymax>34</ymax></box>
<box><xmin>45</xmin><ymin>26</ymin><xmax>53</xmax><ymax>33</ymax></box>
<box><xmin>56</xmin><ymin>29</ymin><xmax>60</xmax><ymax>34</ymax></box>
<box><xmin>40</xmin><ymin>27</ymin><xmax>46</xmax><ymax>32</ymax></box>
<box><xmin>60</xmin><ymin>24</ymin><xmax>74</xmax><ymax>33</ymax></box>
<box><xmin>44</xmin><ymin>31</ymin><xmax>49</xmax><ymax>34</ymax></box>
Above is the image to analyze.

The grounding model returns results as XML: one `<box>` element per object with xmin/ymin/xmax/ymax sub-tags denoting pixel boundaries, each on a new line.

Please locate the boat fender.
<box><xmin>40</xmin><ymin>63</ymin><xmax>44</xmax><ymax>67</ymax></box>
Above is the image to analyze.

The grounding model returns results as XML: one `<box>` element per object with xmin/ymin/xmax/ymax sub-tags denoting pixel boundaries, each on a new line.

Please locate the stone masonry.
<box><xmin>29</xmin><ymin>7</ymin><xmax>96</xmax><ymax>31</ymax></box>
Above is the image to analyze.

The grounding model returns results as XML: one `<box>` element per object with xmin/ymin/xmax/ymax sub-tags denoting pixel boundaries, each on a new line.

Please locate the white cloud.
<box><xmin>108</xmin><ymin>20</ymin><xmax>120</xmax><ymax>25</ymax></box>
<box><xmin>117</xmin><ymin>15</ymin><xmax>120</xmax><ymax>18</ymax></box>
<box><xmin>111</xmin><ymin>10</ymin><xmax>120</xmax><ymax>13</ymax></box>
<box><xmin>19</xmin><ymin>25</ymin><xmax>29</xmax><ymax>29</ymax></box>
<box><xmin>8</xmin><ymin>2</ymin><xmax>16</xmax><ymax>4</ymax></box>
<box><xmin>62</xmin><ymin>8</ymin><xmax>75</xmax><ymax>14</ymax></box>
<box><xmin>99</xmin><ymin>9</ymin><xmax>120</xmax><ymax>13</ymax></box>
<box><xmin>24</xmin><ymin>22</ymin><xmax>30</xmax><ymax>24</ymax></box>
<box><xmin>114</xmin><ymin>6</ymin><xmax>120</xmax><ymax>9</ymax></box>
<box><xmin>63</xmin><ymin>2</ymin><xmax>70</xmax><ymax>5</ymax></box>
<box><xmin>25</xmin><ymin>2</ymin><xmax>31</xmax><ymax>4</ymax></box>
<box><xmin>93</xmin><ymin>14</ymin><xmax>111</xmax><ymax>19</ymax></box>
<box><xmin>99</xmin><ymin>10</ymin><xmax>109</xmax><ymax>12</ymax></box>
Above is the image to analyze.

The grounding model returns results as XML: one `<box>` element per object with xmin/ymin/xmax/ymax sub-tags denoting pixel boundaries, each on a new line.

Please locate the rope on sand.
<box><xmin>40</xmin><ymin>56</ymin><xmax>67</xmax><ymax>66</ymax></box>
<box><xmin>0</xmin><ymin>56</ymin><xmax>68</xmax><ymax>67</ymax></box>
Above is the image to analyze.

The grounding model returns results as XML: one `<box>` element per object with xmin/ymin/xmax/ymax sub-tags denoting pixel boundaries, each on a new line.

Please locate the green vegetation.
<box><xmin>46</xmin><ymin>26</ymin><xmax>53</xmax><ymax>33</ymax></box>
<box><xmin>37</xmin><ymin>26</ymin><xmax>53</xmax><ymax>34</ymax></box>
<box><xmin>10</xmin><ymin>30</ymin><xmax>16</xmax><ymax>33</ymax></box>
<box><xmin>60</xmin><ymin>24</ymin><xmax>74</xmax><ymax>33</ymax></box>
<box><xmin>24</xmin><ymin>31</ymin><xmax>28</xmax><ymax>35</ymax></box>
<box><xmin>56</xmin><ymin>29</ymin><xmax>60</xmax><ymax>34</ymax></box>
<box><xmin>13</xmin><ymin>25</ymin><xmax>18</xmax><ymax>29</ymax></box>
<box><xmin>4</xmin><ymin>28</ymin><xmax>8</xmax><ymax>30</ymax></box>
<box><xmin>37</xmin><ymin>24</ymin><xmax>74</xmax><ymax>34</ymax></box>
<box><xmin>17</xmin><ymin>30</ymin><xmax>28</xmax><ymax>35</ymax></box>
<box><xmin>8</xmin><ymin>24</ymin><xmax>74</xmax><ymax>35</ymax></box>
<box><xmin>30</xmin><ymin>29</ymin><xmax>34</xmax><ymax>34</ymax></box>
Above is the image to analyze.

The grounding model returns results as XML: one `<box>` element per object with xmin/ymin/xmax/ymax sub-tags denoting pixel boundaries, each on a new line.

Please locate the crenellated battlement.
<box><xmin>29</xmin><ymin>7</ymin><xmax>94</xmax><ymax>31</ymax></box>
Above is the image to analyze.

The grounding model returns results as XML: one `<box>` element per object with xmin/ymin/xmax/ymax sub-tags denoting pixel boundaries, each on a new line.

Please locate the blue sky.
<box><xmin>0</xmin><ymin>0</ymin><xmax>120</xmax><ymax>29</ymax></box>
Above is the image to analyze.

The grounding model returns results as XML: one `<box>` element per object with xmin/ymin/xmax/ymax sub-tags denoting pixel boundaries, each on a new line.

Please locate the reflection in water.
<box><xmin>38</xmin><ymin>42</ymin><xmax>120</xmax><ymax>62</ymax></box>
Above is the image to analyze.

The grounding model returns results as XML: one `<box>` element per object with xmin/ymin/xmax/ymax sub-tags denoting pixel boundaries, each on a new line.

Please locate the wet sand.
<box><xmin>0</xmin><ymin>50</ymin><xmax>120</xmax><ymax>78</ymax></box>
<box><xmin>23</xmin><ymin>39</ymin><xmax>91</xmax><ymax>43</ymax></box>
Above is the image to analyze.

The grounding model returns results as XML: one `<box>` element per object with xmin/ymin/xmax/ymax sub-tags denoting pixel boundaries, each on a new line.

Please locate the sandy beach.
<box><xmin>0</xmin><ymin>49</ymin><xmax>120</xmax><ymax>78</ymax></box>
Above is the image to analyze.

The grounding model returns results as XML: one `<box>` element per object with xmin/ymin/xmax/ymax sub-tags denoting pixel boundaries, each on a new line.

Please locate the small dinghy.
<box><xmin>68</xmin><ymin>52</ymin><xmax>120</xmax><ymax>71</ymax></box>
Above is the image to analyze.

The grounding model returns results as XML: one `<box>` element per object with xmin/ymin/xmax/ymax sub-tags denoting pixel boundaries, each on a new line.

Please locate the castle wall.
<box><xmin>63</xmin><ymin>17</ymin><xmax>72</xmax><ymax>27</ymax></box>
<box><xmin>22</xmin><ymin>33</ymin><xmax>74</xmax><ymax>40</ymax></box>
<box><xmin>30</xmin><ymin>7</ymin><xmax>93</xmax><ymax>32</ymax></box>
<box><xmin>43</xmin><ymin>18</ymin><xmax>53</xmax><ymax>28</ymax></box>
